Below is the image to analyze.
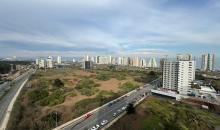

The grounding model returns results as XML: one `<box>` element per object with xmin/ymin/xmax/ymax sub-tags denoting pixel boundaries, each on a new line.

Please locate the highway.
<box><xmin>55</xmin><ymin>78</ymin><xmax>160</xmax><ymax>130</ymax></box>
<box><xmin>0</xmin><ymin>69</ymin><xmax>34</xmax><ymax>128</ymax></box>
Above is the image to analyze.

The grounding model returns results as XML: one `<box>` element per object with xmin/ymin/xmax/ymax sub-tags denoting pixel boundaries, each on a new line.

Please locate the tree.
<box><xmin>148</xmin><ymin>71</ymin><xmax>156</xmax><ymax>76</ymax></box>
<box><xmin>53</xmin><ymin>79</ymin><xmax>64</xmax><ymax>88</ymax></box>
<box><xmin>126</xmin><ymin>103</ymin><xmax>135</xmax><ymax>114</ymax></box>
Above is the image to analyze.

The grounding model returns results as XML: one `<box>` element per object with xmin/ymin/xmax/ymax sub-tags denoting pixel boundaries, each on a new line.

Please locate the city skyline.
<box><xmin>0</xmin><ymin>0</ymin><xmax>220</xmax><ymax>57</ymax></box>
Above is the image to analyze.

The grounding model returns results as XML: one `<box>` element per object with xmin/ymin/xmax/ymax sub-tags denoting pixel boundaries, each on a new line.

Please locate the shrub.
<box><xmin>28</xmin><ymin>89</ymin><xmax>49</xmax><ymax>103</ymax></box>
<box><xmin>96</xmin><ymin>73</ymin><xmax>111</xmax><ymax>81</ymax></box>
<box><xmin>75</xmin><ymin>78</ymin><xmax>100</xmax><ymax>96</ymax></box>
<box><xmin>119</xmin><ymin>81</ymin><xmax>139</xmax><ymax>93</ymax></box>
<box><xmin>39</xmin><ymin>90</ymin><xmax>65</xmax><ymax>106</ymax></box>
<box><xmin>53</xmin><ymin>79</ymin><xmax>64</xmax><ymax>88</ymax></box>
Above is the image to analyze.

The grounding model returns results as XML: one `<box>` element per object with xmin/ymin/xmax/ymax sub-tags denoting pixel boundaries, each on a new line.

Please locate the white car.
<box><xmin>101</xmin><ymin>120</ymin><xmax>108</xmax><ymax>126</ymax></box>
<box><xmin>113</xmin><ymin>112</ymin><xmax>117</xmax><ymax>117</ymax></box>
<box><xmin>122</xmin><ymin>106</ymin><xmax>126</xmax><ymax>110</ymax></box>
<box><xmin>90</xmin><ymin>124</ymin><xmax>100</xmax><ymax>130</ymax></box>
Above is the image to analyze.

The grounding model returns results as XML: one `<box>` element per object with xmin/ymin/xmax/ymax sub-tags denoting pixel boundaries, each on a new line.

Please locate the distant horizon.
<box><xmin>1</xmin><ymin>55</ymin><xmax>219</xmax><ymax>70</ymax></box>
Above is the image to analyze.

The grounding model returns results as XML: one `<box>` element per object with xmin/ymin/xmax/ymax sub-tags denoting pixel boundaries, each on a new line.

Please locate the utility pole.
<box><xmin>56</xmin><ymin>111</ymin><xmax>58</xmax><ymax>127</ymax></box>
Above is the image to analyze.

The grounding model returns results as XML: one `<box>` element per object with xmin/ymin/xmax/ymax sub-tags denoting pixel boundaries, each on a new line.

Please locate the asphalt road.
<box><xmin>0</xmin><ymin>69</ymin><xmax>34</xmax><ymax>127</ymax></box>
<box><xmin>60</xmin><ymin>79</ymin><xmax>160</xmax><ymax>130</ymax></box>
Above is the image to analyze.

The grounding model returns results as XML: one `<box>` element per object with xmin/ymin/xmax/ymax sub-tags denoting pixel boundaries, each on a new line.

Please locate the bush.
<box><xmin>119</xmin><ymin>81</ymin><xmax>139</xmax><ymax>93</ymax></box>
<box><xmin>0</xmin><ymin>62</ymin><xmax>11</xmax><ymax>74</ymax></box>
<box><xmin>114</xmin><ymin>73</ymin><xmax>126</xmax><ymax>80</ymax></box>
<box><xmin>28</xmin><ymin>89</ymin><xmax>49</xmax><ymax>103</ymax></box>
<box><xmin>39</xmin><ymin>90</ymin><xmax>65</xmax><ymax>106</ymax></box>
<box><xmin>53</xmin><ymin>79</ymin><xmax>64</xmax><ymax>88</ymax></box>
<box><xmin>75</xmin><ymin>78</ymin><xmax>100</xmax><ymax>96</ymax></box>
<box><xmin>40</xmin><ymin>111</ymin><xmax>62</xmax><ymax>129</ymax></box>
<box><xmin>96</xmin><ymin>73</ymin><xmax>111</xmax><ymax>81</ymax></box>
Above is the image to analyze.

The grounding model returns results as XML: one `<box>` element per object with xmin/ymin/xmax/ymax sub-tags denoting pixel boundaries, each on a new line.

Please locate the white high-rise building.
<box><xmin>46</xmin><ymin>56</ymin><xmax>53</xmax><ymax>68</ymax></box>
<box><xmin>57</xmin><ymin>56</ymin><xmax>62</xmax><ymax>64</ymax></box>
<box><xmin>35</xmin><ymin>58</ymin><xmax>39</xmax><ymax>65</ymax></box>
<box><xmin>108</xmin><ymin>56</ymin><xmax>112</xmax><ymax>64</ymax></box>
<box><xmin>177</xmin><ymin>54</ymin><xmax>192</xmax><ymax>61</ymax></box>
<box><xmin>91</xmin><ymin>56</ymin><xmax>95</xmax><ymax>62</ymax></box>
<box><xmin>111</xmin><ymin>57</ymin><xmax>117</xmax><ymax>65</ymax></box>
<box><xmin>98</xmin><ymin>56</ymin><xmax>108</xmax><ymax>64</ymax></box>
<box><xmin>201</xmin><ymin>54</ymin><xmax>215</xmax><ymax>71</ymax></box>
<box><xmin>85</xmin><ymin>55</ymin><xmax>89</xmax><ymax>61</ymax></box>
<box><xmin>122</xmin><ymin>57</ymin><xmax>129</xmax><ymax>66</ymax></box>
<box><xmin>147</xmin><ymin>58</ymin><xmax>157</xmax><ymax>68</ymax></box>
<box><xmin>163</xmin><ymin>60</ymin><xmax>195</xmax><ymax>95</ymax></box>
<box><xmin>132</xmin><ymin>57</ymin><xmax>140</xmax><ymax>67</ymax></box>
<box><xmin>177</xmin><ymin>61</ymin><xmax>195</xmax><ymax>94</ymax></box>
<box><xmin>39</xmin><ymin>59</ymin><xmax>45</xmax><ymax>68</ymax></box>
<box><xmin>163</xmin><ymin>61</ymin><xmax>179</xmax><ymax>91</ymax></box>
<box><xmin>118</xmin><ymin>57</ymin><xmax>123</xmax><ymax>65</ymax></box>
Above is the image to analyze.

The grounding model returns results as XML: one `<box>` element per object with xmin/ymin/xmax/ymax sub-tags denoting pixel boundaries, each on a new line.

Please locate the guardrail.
<box><xmin>53</xmin><ymin>89</ymin><xmax>137</xmax><ymax>130</ymax></box>
<box><xmin>101</xmin><ymin>94</ymin><xmax>148</xmax><ymax>130</ymax></box>
<box><xmin>53</xmin><ymin>77</ymin><xmax>161</xmax><ymax>130</ymax></box>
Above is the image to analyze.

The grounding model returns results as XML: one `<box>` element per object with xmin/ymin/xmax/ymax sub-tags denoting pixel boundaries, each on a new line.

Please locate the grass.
<box><xmin>72</xmin><ymin>90</ymin><xmax>120</xmax><ymax>118</ymax></box>
<box><xmin>108</xmin><ymin>96</ymin><xmax>220</xmax><ymax>130</ymax></box>
<box><xmin>39</xmin><ymin>90</ymin><xmax>66</xmax><ymax>107</ymax></box>
<box><xmin>28</xmin><ymin>89</ymin><xmax>49</xmax><ymax>103</ymax></box>
<box><xmin>119</xmin><ymin>81</ymin><xmax>139</xmax><ymax>93</ymax></box>
<box><xmin>94</xmin><ymin>70</ymin><xmax>127</xmax><ymax>81</ymax></box>
<box><xmin>75</xmin><ymin>77</ymin><xmax>100</xmax><ymax>96</ymax></box>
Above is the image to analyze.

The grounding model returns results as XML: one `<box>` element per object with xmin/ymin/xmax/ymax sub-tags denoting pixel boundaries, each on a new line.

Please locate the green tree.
<box><xmin>126</xmin><ymin>103</ymin><xmax>135</xmax><ymax>114</ymax></box>
<box><xmin>53</xmin><ymin>79</ymin><xmax>64</xmax><ymax>88</ymax></box>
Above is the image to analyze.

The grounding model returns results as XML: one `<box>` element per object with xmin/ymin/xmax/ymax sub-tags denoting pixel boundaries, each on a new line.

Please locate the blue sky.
<box><xmin>0</xmin><ymin>0</ymin><xmax>220</xmax><ymax>58</ymax></box>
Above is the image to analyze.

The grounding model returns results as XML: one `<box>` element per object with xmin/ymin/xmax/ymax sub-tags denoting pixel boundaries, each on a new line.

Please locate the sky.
<box><xmin>0</xmin><ymin>0</ymin><xmax>220</xmax><ymax>58</ymax></box>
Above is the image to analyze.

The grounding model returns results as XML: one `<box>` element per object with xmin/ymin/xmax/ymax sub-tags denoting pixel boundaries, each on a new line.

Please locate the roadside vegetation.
<box><xmin>108</xmin><ymin>96</ymin><xmax>220</xmax><ymax>130</ymax></box>
<box><xmin>119</xmin><ymin>81</ymin><xmax>139</xmax><ymax>93</ymax></box>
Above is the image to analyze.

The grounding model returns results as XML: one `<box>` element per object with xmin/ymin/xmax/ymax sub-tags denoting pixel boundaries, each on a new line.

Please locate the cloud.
<box><xmin>0</xmin><ymin>0</ymin><xmax>220</xmax><ymax>57</ymax></box>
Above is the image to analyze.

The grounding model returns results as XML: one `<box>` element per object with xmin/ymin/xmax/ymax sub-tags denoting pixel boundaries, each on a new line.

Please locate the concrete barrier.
<box><xmin>101</xmin><ymin>95</ymin><xmax>148</xmax><ymax>130</ymax></box>
<box><xmin>0</xmin><ymin>79</ymin><xmax>28</xmax><ymax>130</ymax></box>
<box><xmin>53</xmin><ymin>90</ymin><xmax>136</xmax><ymax>130</ymax></box>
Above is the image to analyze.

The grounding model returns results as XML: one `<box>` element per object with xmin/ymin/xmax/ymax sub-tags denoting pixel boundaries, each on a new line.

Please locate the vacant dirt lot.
<box><xmin>33</xmin><ymin>69</ymin><xmax>141</xmax><ymax>125</ymax></box>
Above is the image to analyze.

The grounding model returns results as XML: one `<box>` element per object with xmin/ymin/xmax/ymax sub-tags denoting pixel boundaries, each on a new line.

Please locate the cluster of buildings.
<box><xmin>82</xmin><ymin>55</ymin><xmax>158</xmax><ymax>69</ymax></box>
<box><xmin>35</xmin><ymin>56</ymin><xmax>62</xmax><ymax>69</ymax></box>
<box><xmin>201</xmin><ymin>54</ymin><xmax>215</xmax><ymax>71</ymax></box>
<box><xmin>153</xmin><ymin>53</ymin><xmax>217</xmax><ymax>103</ymax></box>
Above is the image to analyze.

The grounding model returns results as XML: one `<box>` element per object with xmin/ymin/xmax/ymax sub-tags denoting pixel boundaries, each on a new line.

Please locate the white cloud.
<box><xmin>0</xmin><ymin>0</ymin><xmax>220</xmax><ymax>57</ymax></box>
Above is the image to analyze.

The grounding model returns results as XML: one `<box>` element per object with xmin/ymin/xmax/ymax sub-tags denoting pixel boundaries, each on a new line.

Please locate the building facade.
<box><xmin>147</xmin><ymin>58</ymin><xmax>157</xmax><ymax>68</ymax></box>
<box><xmin>163</xmin><ymin>60</ymin><xmax>195</xmax><ymax>95</ymax></box>
<box><xmin>177</xmin><ymin>54</ymin><xmax>192</xmax><ymax>61</ymax></box>
<box><xmin>201</xmin><ymin>54</ymin><xmax>215</xmax><ymax>71</ymax></box>
<box><xmin>57</xmin><ymin>56</ymin><xmax>61</xmax><ymax>64</ymax></box>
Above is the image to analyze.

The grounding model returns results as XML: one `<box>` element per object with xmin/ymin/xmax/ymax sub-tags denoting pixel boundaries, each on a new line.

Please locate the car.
<box><xmin>84</xmin><ymin>113</ymin><xmax>93</xmax><ymax>120</ymax></box>
<box><xmin>117</xmin><ymin>109</ymin><xmax>121</xmax><ymax>113</ymax></box>
<box><xmin>89</xmin><ymin>124</ymin><xmax>100</xmax><ymax>130</ymax></box>
<box><xmin>113</xmin><ymin>112</ymin><xmax>117</xmax><ymax>117</ymax></box>
<box><xmin>95</xmin><ymin>124</ymin><xmax>100</xmax><ymax>129</ymax></box>
<box><xmin>89</xmin><ymin>126</ymin><xmax>96</xmax><ymax>130</ymax></box>
<box><xmin>101</xmin><ymin>120</ymin><xmax>108</xmax><ymax>126</ymax></box>
<box><xmin>122</xmin><ymin>106</ymin><xmax>126</xmax><ymax>110</ymax></box>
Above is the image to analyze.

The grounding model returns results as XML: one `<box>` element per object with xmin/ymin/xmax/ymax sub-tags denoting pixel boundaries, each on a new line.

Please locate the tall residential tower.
<box><xmin>201</xmin><ymin>54</ymin><xmax>215</xmax><ymax>71</ymax></box>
